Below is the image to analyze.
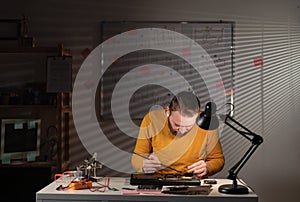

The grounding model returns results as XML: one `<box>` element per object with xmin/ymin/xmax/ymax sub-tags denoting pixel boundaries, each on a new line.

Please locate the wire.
<box><xmin>56</xmin><ymin>184</ymin><xmax>70</xmax><ymax>191</ymax></box>
<box><xmin>237</xmin><ymin>176</ymin><xmax>255</xmax><ymax>193</ymax></box>
<box><xmin>133</xmin><ymin>152</ymin><xmax>183</xmax><ymax>174</ymax></box>
<box><xmin>89</xmin><ymin>176</ymin><xmax>111</xmax><ymax>192</ymax></box>
<box><xmin>216</xmin><ymin>102</ymin><xmax>235</xmax><ymax>116</ymax></box>
<box><xmin>56</xmin><ymin>176</ymin><xmax>119</xmax><ymax>192</ymax></box>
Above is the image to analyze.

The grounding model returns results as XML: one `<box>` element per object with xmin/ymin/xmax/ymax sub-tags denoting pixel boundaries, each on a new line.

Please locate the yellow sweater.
<box><xmin>131</xmin><ymin>109</ymin><xmax>225</xmax><ymax>176</ymax></box>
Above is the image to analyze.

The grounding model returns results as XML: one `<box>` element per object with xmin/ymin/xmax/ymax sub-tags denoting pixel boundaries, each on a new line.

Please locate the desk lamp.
<box><xmin>196</xmin><ymin>102</ymin><xmax>263</xmax><ymax>194</ymax></box>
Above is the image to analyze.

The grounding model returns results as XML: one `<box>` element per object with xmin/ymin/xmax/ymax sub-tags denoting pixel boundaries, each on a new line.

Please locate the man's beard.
<box><xmin>175</xmin><ymin>130</ymin><xmax>188</xmax><ymax>137</ymax></box>
<box><xmin>168</xmin><ymin>119</ymin><xmax>188</xmax><ymax>137</ymax></box>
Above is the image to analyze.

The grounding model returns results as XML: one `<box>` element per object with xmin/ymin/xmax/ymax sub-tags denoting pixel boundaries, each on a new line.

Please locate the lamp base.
<box><xmin>218</xmin><ymin>184</ymin><xmax>249</xmax><ymax>194</ymax></box>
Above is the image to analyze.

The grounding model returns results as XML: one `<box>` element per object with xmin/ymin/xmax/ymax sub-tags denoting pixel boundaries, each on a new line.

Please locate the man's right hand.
<box><xmin>142</xmin><ymin>154</ymin><xmax>161</xmax><ymax>173</ymax></box>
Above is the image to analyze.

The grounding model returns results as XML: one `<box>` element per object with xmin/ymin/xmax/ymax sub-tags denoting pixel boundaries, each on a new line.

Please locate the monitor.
<box><xmin>0</xmin><ymin>118</ymin><xmax>41</xmax><ymax>162</ymax></box>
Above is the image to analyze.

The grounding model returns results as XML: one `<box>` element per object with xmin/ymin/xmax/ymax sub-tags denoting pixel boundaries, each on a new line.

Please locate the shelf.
<box><xmin>0</xmin><ymin>46</ymin><xmax>58</xmax><ymax>53</ymax></box>
<box><xmin>0</xmin><ymin>44</ymin><xmax>71</xmax><ymax>174</ymax></box>
<box><xmin>0</xmin><ymin>105</ymin><xmax>57</xmax><ymax>108</ymax></box>
<box><xmin>0</xmin><ymin>161</ymin><xmax>53</xmax><ymax>168</ymax></box>
<box><xmin>0</xmin><ymin>45</ymin><xmax>71</xmax><ymax>55</ymax></box>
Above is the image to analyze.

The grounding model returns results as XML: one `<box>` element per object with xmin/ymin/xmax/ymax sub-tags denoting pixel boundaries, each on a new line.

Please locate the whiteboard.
<box><xmin>99</xmin><ymin>21</ymin><xmax>234</xmax><ymax>119</ymax></box>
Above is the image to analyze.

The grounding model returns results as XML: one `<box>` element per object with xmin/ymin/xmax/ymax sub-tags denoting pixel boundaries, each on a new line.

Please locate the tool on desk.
<box><xmin>133</xmin><ymin>152</ymin><xmax>182</xmax><ymax>174</ymax></box>
<box><xmin>204</xmin><ymin>179</ymin><xmax>217</xmax><ymax>184</ymax></box>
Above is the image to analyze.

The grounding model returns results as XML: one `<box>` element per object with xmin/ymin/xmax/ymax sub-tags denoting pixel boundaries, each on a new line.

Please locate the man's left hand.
<box><xmin>186</xmin><ymin>160</ymin><xmax>208</xmax><ymax>178</ymax></box>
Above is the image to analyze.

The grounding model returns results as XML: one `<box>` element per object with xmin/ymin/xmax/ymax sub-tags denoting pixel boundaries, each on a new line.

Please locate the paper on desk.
<box><xmin>121</xmin><ymin>189</ymin><xmax>163</xmax><ymax>195</ymax></box>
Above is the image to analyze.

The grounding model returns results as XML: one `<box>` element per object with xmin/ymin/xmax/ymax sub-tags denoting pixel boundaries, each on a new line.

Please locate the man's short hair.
<box><xmin>169</xmin><ymin>91</ymin><xmax>200</xmax><ymax>116</ymax></box>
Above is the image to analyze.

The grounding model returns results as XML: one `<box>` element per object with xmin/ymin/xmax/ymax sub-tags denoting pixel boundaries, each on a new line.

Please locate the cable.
<box><xmin>237</xmin><ymin>176</ymin><xmax>255</xmax><ymax>193</ymax></box>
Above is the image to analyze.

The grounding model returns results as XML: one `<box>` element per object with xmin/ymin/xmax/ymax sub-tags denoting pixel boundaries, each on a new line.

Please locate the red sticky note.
<box><xmin>254</xmin><ymin>57</ymin><xmax>263</xmax><ymax>67</ymax></box>
<box><xmin>225</xmin><ymin>89</ymin><xmax>234</xmax><ymax>96</ymax></box>
<box><xmin>141</xmin><ymin>66</ymin><xmax>150</xmax><ymax>76</ymax></box>
<box><xmin>182</xmin><ymin>47</ymin><xmax>191</xmax><ymax>56</ymax></box>
<box><xmin>216</xmin><ymin>80</ymin><xmax>225</xmax><ymax>88</ymax></box>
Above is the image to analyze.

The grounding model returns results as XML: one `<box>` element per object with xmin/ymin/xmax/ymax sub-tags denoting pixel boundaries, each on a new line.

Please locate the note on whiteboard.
<box><xmin>1</xmin><ymin>153</ymin><xmax>11</xmax><ymax>164</ymax></box>
<box><xmin>47</xmin><ymin>56</ymin><xmax>72</xmax><ymax>92</ymax></box>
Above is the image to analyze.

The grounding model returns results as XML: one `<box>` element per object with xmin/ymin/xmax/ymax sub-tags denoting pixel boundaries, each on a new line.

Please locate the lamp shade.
<box><xmin>196</xmin><ymin>102</ymin><xmax>219</xmax><ymax>130</ymax></box>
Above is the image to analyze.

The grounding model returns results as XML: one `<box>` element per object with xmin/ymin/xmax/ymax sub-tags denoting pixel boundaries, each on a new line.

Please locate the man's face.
<box><xmin>168</xmin><ymin>110</ymin><xmax>198</xmax><ymax>136</ymax></box>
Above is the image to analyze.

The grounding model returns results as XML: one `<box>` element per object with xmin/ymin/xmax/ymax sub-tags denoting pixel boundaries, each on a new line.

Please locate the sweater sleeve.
<box><xmin>131</xmin><ymin>114</ymin><xmax>152</xmax><ymax>172</ymax></box>
<box><xmin>205</xmin><ymin>130</ymin><xmax>225</xmax><ymax>176</ymax></box>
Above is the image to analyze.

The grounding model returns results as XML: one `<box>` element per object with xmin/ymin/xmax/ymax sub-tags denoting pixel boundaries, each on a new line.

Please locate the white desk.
<box><xmin>36</xmin><ymin>177</ymin><xmax>258</xmax><ymax>202</ymax></box>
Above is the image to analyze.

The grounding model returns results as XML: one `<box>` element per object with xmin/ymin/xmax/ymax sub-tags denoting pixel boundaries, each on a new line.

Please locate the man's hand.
<box><xmin>142</xmin><ymin>154</ymin><xmax>161</xmax><ymax>173</ymax></box>
<box><xmin>186</xmin><ymin>160</ymin><xmax>208</xmax><ymax>178</ymax></box>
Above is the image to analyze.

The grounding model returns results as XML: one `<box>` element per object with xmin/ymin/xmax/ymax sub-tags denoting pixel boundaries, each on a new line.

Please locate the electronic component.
<box><xmin>204</xmin><ymin>179</ymin><xmax>217</xmax><ymax>184</ymax></box>
<box><xmin>130</xmin><ymin>173</ymin><xmax>201</xmax><ymax>187</ymax></box>
<box><xmin>69</xmin><ymin>180</ymin><xmax>93</xmax><ymax>190</ymax></box>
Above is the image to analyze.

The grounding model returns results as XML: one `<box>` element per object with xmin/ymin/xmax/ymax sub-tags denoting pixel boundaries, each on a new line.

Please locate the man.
<box><xmin>131</xmin><ymin>91</ymin><xmax>224</xmax><ymax>178</ymax></box>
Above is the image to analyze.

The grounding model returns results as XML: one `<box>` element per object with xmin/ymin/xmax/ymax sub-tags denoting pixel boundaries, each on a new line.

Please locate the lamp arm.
<box><xmin>227</xmin><ymin>144</ymin><xmax>260</xmax><ymax>186</ymax></box>
<box><xmin>224</xmin><ymin>115</ymin><xmax>256</xmax><ymax>141</ymax></box>
<box><xmin>223</xmin><ymin>114</ymin><xmax>263</xmax><ymax>186</ymax></box>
